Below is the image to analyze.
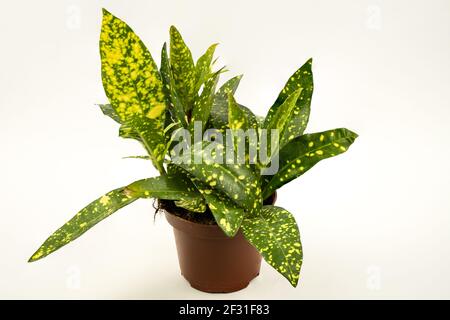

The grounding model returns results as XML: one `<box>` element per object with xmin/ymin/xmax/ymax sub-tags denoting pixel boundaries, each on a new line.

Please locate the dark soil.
<box><xmin>158</xmin><ymin>193</ymin><xmax>276</xmax><ymax>225</ymax></box>
<box><xmin>158</xmin><ymin>199</ymin><xmax>217</xmax><ymax>225</ymax></box>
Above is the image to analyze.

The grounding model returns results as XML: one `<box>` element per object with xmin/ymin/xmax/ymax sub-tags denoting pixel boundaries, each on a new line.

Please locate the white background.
<box><xmin>1</xmin><ymin>0</ymin><xmax>449</xmax><ymax>299</ymax></box>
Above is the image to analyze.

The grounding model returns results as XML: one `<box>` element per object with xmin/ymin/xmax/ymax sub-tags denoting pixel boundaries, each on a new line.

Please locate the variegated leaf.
<box><xmin>208</xmin><ymin>102</ymin><xmax>261</xmax><ymax>131</ymax></box>
<box><xmin>209</xmin><ymin>75</ymin><xmax>255</xmax><ymax>130</ymax></box>
<box><xmin>96</xmin><ymin>104</ymin><xmax>143</xmax><ymax>142</ymax></box>
<box><xmin>127</xmin><ymin>175</ymin><xmax>201</xmax><ymax>200</ymax></box>
<box><xmin>175</xmin><ymin>142</ymin><xmax>262</xmax><ymax>212</ymax></box>
<box><xmin>263</xmin><ymin>87</ymin><xmax>302</xmax><ymax>151</ymax></box>
<box><xmin>209</xmin><ymin>75</ymin><xmax>259</xmax><ymax>130</ymax></box>
<box><xmin>98</xmin><ymin>103</ymin><xmax>121</xmax><ymax>123</ymax></box>
<box><xmin>265</xmin><ymin>59</ymin><xmax>313</xmax><ymax>145</ymax></box>
<box><xmin>160</xmin><ymin>43</ymin><xmax>188</xmax><ymax>127</ymax></box>
<box><xmin>170</xmin><ymin>164</ymin><xmax>244</xmax><ymax>236</ymax></box>
<box><xmin>199</xmin><ymin>183</ymin><xmax>245</xmax><ymax>237</ymax></box>
<box><xmin>170</xmin><ymin>26</ymin><xmax>196</xmax><ymax>111</ymax></box>
<box><xmin>195</xmin><ymin>43</ymin><xmax>218</xmax><ymax>92</ymax></box>
<box><xmin>228</xmin><ymin>92</ymin><xmax>249</xmax><ymax>130</ymax></box>
<box><xmin>189</xmin><ymin>71</ymin><xmax>220</xmax><ymax>130</ymax></box>
<box><xmin>174</xmin><ymin>198</ymin><xmax>206</xmax><ymax>213</ymax></box>
<box><xmin>262</xmin><ymin>128</ymin><xmax>358</xmax><ymax>199</ymax></box>
<box><xmin>118</xmin><ymin>124</ymin><xmax>142</xmax><ymax>142</ymax></box>
<box><xmin>167</xmin><ymin>164</ymin><xmax>206</xmax><ymax>212</ymax></box>
<box><xmin>100</xmin><ymin>9</ymin><xmax>167</xmax><ymax>173</ymax></box>
<box><xmin>227</xmin><ymin>93</ymin><xmax>259</xmax><ymax>166</ymax></box>
<box><xmin>28</xmin><ymin>187</ymin><xmax>137</xmax><ymax>263</ymax></box>
<box><xmin>29</xmin><ymin>175</ymin><xmax>203</xmax><ymax>262</ymax></box>
<box><xmin>241</xmin><ymin>205</ymin><xmax>302</xmax><ymax>287</ymax></box>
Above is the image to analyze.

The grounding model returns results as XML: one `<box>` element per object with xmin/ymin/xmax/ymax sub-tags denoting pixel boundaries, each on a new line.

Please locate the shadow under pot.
<box><xmin>163</xmin><ymin>192</ymin><xmax>277</xmax><ymax>293</ymax></box>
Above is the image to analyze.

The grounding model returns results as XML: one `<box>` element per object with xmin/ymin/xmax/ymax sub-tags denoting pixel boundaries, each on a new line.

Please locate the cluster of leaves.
<box><xmin>29</xmin><ymin>9</ymin><xmax>358</xmax><ymax>287</ymax></box>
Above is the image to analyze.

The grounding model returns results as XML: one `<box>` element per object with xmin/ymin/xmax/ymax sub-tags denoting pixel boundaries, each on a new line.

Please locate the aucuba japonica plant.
<box><xmin>28</xmin><ymin>9</ymin><xmax>358</xmax><ymax>287</ymax></box>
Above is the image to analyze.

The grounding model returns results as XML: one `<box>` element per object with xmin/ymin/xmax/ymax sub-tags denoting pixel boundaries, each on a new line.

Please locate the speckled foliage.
<box><xmin>29</xmin><ymin>9</ymin><xmax>358</xmax><ymax>288</ymax></box>
<box><xmin>241</xmin><ymin>206</ymin><xmax>302</xmax><ymax>286</ymax></box>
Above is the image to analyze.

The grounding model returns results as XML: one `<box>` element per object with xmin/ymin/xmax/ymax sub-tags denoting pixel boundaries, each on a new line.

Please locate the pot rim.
<box><xmin>164</xmin><ymin>192</ymin><xmax>277</xmax><ymax>239</ymax></box>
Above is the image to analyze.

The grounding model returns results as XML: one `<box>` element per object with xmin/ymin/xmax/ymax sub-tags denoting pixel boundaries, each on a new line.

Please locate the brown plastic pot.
<box><xmin>165</xmin><ymin>193</ymin><xmax>276</xmax><ymax>293</ymax></box>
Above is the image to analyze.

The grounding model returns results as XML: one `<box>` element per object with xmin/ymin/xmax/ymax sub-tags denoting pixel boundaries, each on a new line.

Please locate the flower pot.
<box><xmin>164</xmin><ymin>193</ymin><xmax>276</xmax><ymax>293</ymax></box>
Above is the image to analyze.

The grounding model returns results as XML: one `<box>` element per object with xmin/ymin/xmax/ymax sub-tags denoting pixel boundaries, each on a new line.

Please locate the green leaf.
<box><xmin>97</xmin><ymin>103</ymin><xmax>121</xmax><ymax>123</ymax></box>
<box><xmin>29</xmin><ymin>186</ymin><xmax>137</xmax><ymax>262</ymax></box>
<box><xmin>200</xmin><ymin>184</ymin><xmax>245</xmax><ymax>236</ymax></box>
<box><xmin>209</xmin><ymin>75</ymin><xmax>242</xmax><ymax>129</ymax></box>
<box><xmin>227</xmin><ymin>93</ymin><xmax>259</xmax><ymax>166</ymax></box>
<box><xmin>170</xmin><ymin>26</ymin><xmax>196</xmax><ymax>111</ymax></box>
<box><xmin>265</xmin><ymin>58</ymin><xmax>313</xmax><ymax>144</ymax></box>
<box><xmin>29</xmin><ymin>175</ymin><xmax>203</xmax><ymax>262</ymax></box>
<box><xmin>175</xmin><ymin>142</ymin><xmax>262</xmax><ymax>212</ymax></box>
<box><xmin>170</xmin><ymin>164</ymin><xmax>244</xmax><ymax>236</ymax></box>
<box><xmin>263</xmin><ymin>88</ymin><xmax>302</xmax><ymax>150</ymax></box>
<box><xmin>174</xmin><ymin>198</ymin><xmax>206</xmax><ymax>213</ymax></box>
<box><xmin>95</xmin><ymin>104</ymin><xmax>143</xmax><ymax>143</ymax></box>
<box><xmin>160</xmin><ymin>43</ymin><xmax>188</xmax><ymax>127</ymax></box>
<box><xmin>167</xmin><ymin>164</ymin><xmax>206</xmax><ymax>212</ymax></box>
<box><xmin>195</xmin><ymin>43</ymin><xmax>218</xmax><ymax>92</ymax></box>
<box><xmin>262</xmin><ymin>128</ymin><xmax>358</xmax><ymax>199</ymax></box>
<box><xmin>96</xmin><ymin>103</ymin><xmax>143</xmax><ymax>142</ymax></box>
<box><xmin>118</xmin><ymin>124</ymin><xmax>142</xmax><ymax>142</ymax></box>
<box><xmin>189</xmin><ymin>71</ymin><xmax>220</xmax><ymax>129</ymax></box>
<box><xmin>123</xmin><ymin>155</ymin><xmax>150</xmax><ymax>160</ymax></box>
<box><xmin>241</xmin><ymin>205</ymin><xmax>302</xmax><ymax>287</ymax></box>
<box><xmin>208</xmin><ymin>76</ymin><xmax>259</xmax><ymax>131</ymax></box>
<box><xmin>228</xmin><ymin>92</ymin><xmax>249</xmax><ymax>130</ymax></box>
<box><xmin>177</xmin><ymin>142</ymin><xmax>262</xmax><ymax>212</ymax></box>
<box><xmin>100</xmin><ymin>9</ymin><xmax>167</xmax><ymax>173</ymax></box>
<box><xmin>127</xmin><ymin>175</ymin><xmax>202</xmax><ymax>201</ymax></box>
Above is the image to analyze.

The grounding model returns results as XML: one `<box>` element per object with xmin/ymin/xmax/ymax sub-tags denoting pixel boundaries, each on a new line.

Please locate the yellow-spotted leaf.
<box><xmin>174</xmin><ymin>198</ymin><xmax>206</xmax><ymax>213</ymax></box>
<box><xmin>167</xmin><ymin>164</ymin><xmax>207</xmax><ymax>212</ymax></box>
<box><xmin>227</xmin><ymin>93</ymin><xmax>259</xmax><ymax>166</ymax></box>
<box><xmin>209</xmin><ymin>75</ymin><xmax>242</xmax><ymax>130</ymax></box>
<box><xmin>28</xmin><ymin>187</ymin><xmax>137</xmax><ymax>263</ymax></box>
<box><xmin>118</xmin><ymin>123</ymin><xmax>142</xmax><ymax>142</ymax></box>
<box><xmin>228</xmin><ymin>92</ymin><xmax>249</xmax><ymax>131</ymax></box>
<box><xmin>175</xmin><ymin>141</ymin><xmax>262</xmax><ymax>212</ymax></box>
<box><xmin>127</xmin><ymin>176</ymin><xmax>202</xmax><ymax>201</ymax></box>
<box><xmin>263</xmin><ymin>87</ymin><xmax>302</xmax><ymax>152</ymax></box>
<box><xmin>170</xmin><ymin>164</ymin><xmax>244</xmax><ymax>236</ymax></box>
<box><xmin>160</xmin><ymin>43</ymin><xmax>188</xmax><ymax>127</ymax></box>
<box><xmin>97</xmin><ymin>103</ymin><xmax>142</xmax><ymax>142</ymax></box>
<box><xmin>189</xmin><ymin>71</ymin><xmax>220</xmax><ymax>130</ymax></box>
<box><xmin>100</xmin><ymin>9</ymin><xmax>166</xmax><ymax>173</ymax></box>
<box><xmin>241</xmin><ymin>205</ymin><xmax>303</xmax><ymax>287</ymax></box>
<box><xmin>29</xmin><ymin>175</ymin><xmax>204</xmax><ymax>262</ymax></box>
<box><xmin>209</xmin><ymin>75</ymin><xmax>259</xmax><ymax>130</ymax></box>
<box><xmin>262</xmin><ymin>128</ymin><xmax>358</xmax><ymax>199</ymax></box>
<box><xmin>170</xmin><ymin>26</ymin><xmax>196</xmax><ymax>111</ymax></box>
<box><xmin>195</xmin><ymin>43</ymin><xmax>218</xmax><ymax>92</ymax></box>
<box><xmin>209</xmin><ymin>76</ymin><xmax>259</xmax><ymax>131</ymax></box>
<box><xmin>264</xmin><ymin>59</ymin><xmax>313</xmax><ymax>146</ymax></box>
<box><xmin>200</xmin><ymin>184</ymin><xmax>245</xmax><ymax>237</ymax></box>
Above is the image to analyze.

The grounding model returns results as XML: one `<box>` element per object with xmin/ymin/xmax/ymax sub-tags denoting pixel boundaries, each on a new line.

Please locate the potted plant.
<box><xmin>29</xmin><ymin>9</ymin><xmax>358</xmax><ymax>293</ymax></box>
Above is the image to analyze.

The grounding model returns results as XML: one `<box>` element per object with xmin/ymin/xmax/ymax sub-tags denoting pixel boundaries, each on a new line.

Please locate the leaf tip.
<box><xmin>345</xmin><ymin>128</ymin><xmax>359</xmax><ymax>141</ymax></box>
<box><xmin>28</xmin><ymin>249</ymin><xmax>44</xmax><ymax>263</ymax></box>
<box><xmin>169</xmin><ymin>25</ymin><xmax>180</xmax><ymax>37</ymax></box>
